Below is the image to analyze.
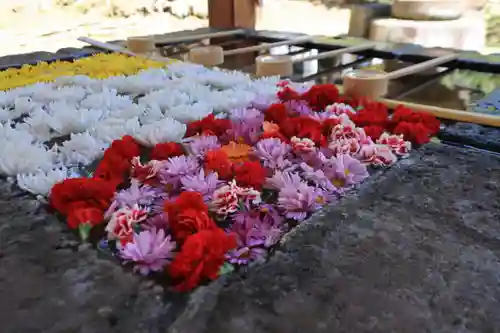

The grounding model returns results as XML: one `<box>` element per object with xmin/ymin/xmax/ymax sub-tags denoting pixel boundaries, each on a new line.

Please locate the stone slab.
<box><xmin>369</xmin><ymin>11</ymin><xmax>486</xmax><ymax>51</ymax></box>
<box><xmin>439</xmin><ymin>122</ymin><xmax>500</xmax><ymax>153</ymax></box>
<box><xmin>171</xmin><ymin>144</ymin><xmax>500</xmax><ymax>333</ymax></box>
<box><xmin>0</xmin><ymin>181</ymin><xmax>194</xmax><ymax>333</ymax></box>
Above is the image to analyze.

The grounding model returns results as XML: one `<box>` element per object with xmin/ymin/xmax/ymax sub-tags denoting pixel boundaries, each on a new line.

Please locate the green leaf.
<box><xmin>218</xmin><ymin>262</ymin><xmax>235</xmax><ymax>276</ymax></box>
<box><xmin>430</xmin><ymin>137</ymin><xmax>442</xmax><ymax>144</ymax></box>
<box><xmin>78</xmin><ymin>223</ymin><xmax>93</xmax><ymax>242</ymax></box>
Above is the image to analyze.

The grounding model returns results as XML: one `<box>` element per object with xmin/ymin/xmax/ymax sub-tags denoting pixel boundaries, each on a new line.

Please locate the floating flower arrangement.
<box><xmin>0</xmin><ymin>62</ymin><xmax>284</xmax><ymax>195</ymax></box>
<box><xmin>46</xmin><ymin>81</ymin><xmax>439</xmax><ymax>292</ymax></box>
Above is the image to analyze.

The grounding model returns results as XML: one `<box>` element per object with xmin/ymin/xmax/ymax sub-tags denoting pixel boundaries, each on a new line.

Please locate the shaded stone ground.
<box><xmin>1</xmin><ymin>143</ymin><xmax>500</xmax><ymax>333</ymax></box>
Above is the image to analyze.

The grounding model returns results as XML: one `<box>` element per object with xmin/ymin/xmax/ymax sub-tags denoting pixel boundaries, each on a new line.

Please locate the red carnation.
<box><xmin>281</xmin><ymin>116</ymin><xmax>326</xmax><ymax>146</ymax></box>
<box><xmin>93</xmin><ymin>136</ymin><xmax>142</xmax><ymax>185</ymax></box>
<box><xmin>265</xmin><ymin>103</ymin><xmax>289</xmax><ymax>123</ymax></box>
<box><xmin>93</xmin><ymin>157</ymin><xmax>128</xmax><ymax>186</ymax></box>
<box><xmin>204</xmin><ymin>150</ymin><xmax>233</xmax><ymax>180</ymax></box>
<box><xmin>185</xmin><ymin>114</ymin><xmax>231</xmax><ymax>138</ymax></box>
<box><xmin>50</xmin><ymin>178</ymin><xmax>116</xmax><ymax>216</ymax></box>
<box><xmin>322</xmin><ymin>117</ymin><xmax>341</xmax><ymax>136</ymax></box>
<box><xmin>392</xmin><ymin>121</ymin><xmax>431</xmax><ymax>145</ymax></box>
<box><xmin>67</xmin><ymin>207</ymin><xmax>104</xmax><ymax>230</ymax></box>
<box><xmin>350</xmin><ymin>100</ymin><xmax>389</xmax><ymax>128</ymax></box>
<box><xmin>391</xmin><ymin>105</ymin><xmax>440</xmax><ymax>136</ymax></box>
<box><xmin>108</xmin><ymin>135</ymin><xmax>141</xmax><ymax>161</ymax></box>
<box><xmin>150</xmin><ymin>142</ymin><xmax>185</xmax><ymax>160</ymax></box>
<box><xmin>277</xmin><ymin>86</ymin><xmax>301</xmax><ymax>102</ymax></box>
<box><xmin>302</xmin><ymin>84</ymin><xmax>339</xmax><ymax>111</ymax></box>
<box><xmin>234</xmin><ymin>161</ymin><xmax>266</xmax><ymax>190</ymax></box>
<box><xmin>168</xmin><ymin>229</ymin><xmax>237</xmax><ymax>292</ymax></box>
<box><xmin>363</xmin><ymin>125</ymin><xmax>386</xmax><ymax>141</ymax></box>
<box><xmin>164</xmin><ymin>191</ymin><xmax>208</xmax><ymax>223</ymax></box>
<box><xmin>170</xmin><ymin>209</ymin><xmax>218</xmax><ymax>243</ymax></box>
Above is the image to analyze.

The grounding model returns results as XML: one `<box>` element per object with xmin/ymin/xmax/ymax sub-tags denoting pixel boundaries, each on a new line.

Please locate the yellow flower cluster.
<box><xmin>0</xmin><ymin>53</ymin><xmax>170</xmax><ymax>91</ymax></box>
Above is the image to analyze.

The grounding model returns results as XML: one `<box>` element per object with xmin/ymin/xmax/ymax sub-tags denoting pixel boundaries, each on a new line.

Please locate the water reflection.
<box><xmin>220</xmin><ymin>43</ymin><xmax>493</xmax><ymax>112</ymax></box>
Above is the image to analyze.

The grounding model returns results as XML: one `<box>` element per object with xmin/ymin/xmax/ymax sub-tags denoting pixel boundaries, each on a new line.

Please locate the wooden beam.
<box><xmin>208</xmin><ymin>0</ymin><xmax>257</xmax><ymax>29</ymax></box>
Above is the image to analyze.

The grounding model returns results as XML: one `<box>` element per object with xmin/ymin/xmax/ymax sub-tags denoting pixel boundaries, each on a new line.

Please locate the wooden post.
<box><xmin>208</xmin><ymin>0</ymin><xmax>259</xmax><ymax>70</ymax></box>
<box><xmin>208</xmin><ymin>0</ymin><xmax>257</xmax><ymax>29</ymax></box>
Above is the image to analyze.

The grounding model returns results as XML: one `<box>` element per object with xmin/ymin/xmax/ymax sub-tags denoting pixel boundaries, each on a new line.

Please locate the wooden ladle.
<box><xmin>254</xmin><ymin>43</ymin><xmax>377</xmax><ymax>77</ymax></box>
<box><xmin>186</xmin><ymin>35</ymin><xmax>313</xmax><ymax>67</ymax></box>
<box><xmin>342</xmin><ymin>53</ymin><xmax>459</xmax><ymax>99</ymax></box>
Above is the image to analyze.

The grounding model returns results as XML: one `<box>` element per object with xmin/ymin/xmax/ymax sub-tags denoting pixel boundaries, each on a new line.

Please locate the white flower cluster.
<box><xmin>0</xmin><ymin>62</ymin><xmax>295</xmax><ymax>196</ymax></box>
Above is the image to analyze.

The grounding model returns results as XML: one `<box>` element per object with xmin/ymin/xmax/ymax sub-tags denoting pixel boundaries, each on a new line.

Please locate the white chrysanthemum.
<box><xmin>166</xmin><ymin>102</ymin><xmax>213</xmax><ymax>123</ymax></box>
<box><xmin>0</xmin><ymin>91</ymin><xmax>16</xmax><ymax>109</ymax></box>
<box><xmin>16</xmin><ymin>167</ymin><xmax>71</xmax><ymax>196</ymax></box>
<box><xmin>0</xmin><ymin>121</ymin><xmax>35</xmax><ymax>144</ymax></box>
<box><xmin>138</xmin><ymin>104</ymin><xmax>165</xmax><ymax>125</ymax></box>
<box><xmin>91</xmin><ymin>117</ymin><xmax>142</xmax><ymax>144</ymax></box>
<box><xmin>31</xmin><ymin>86</ymin><xmax>86</xmax><ymax>104</ymax></box>
<box><xmin>166</xmin><ymin>62</ymin><xmax>209</xmax><ymax>78</ymax></box>
<box><xmin>79</xmin><ymin>88</ymin><xmax>132</xmax><ymax>111</ymax></box>
<box><xmin>104</xmin><ymin>69</ymin><xmax>170</xmax><ymax>94</ymax></box>
<box><xmin>133</xmin><ymin>117</ymin><xmax>186</xmax><ymax>146</ymax></box>
<box><xmin>44</xmin><ymin>104</ymin><xmax>103</xmax><ymax>136</ymax></box>
<box><xmin>139</xmin><ymin>89</ymin><xmax>191</xmax><ymax>110</ymax></box>
<box><xmin>13</xmin><ymin>96</ymin><xmax>41</xmax><ymax>119</ymax></box>
<box><xmin>54</xmin><ymin>75</ymin><xmax>95</xmax><ymax>87</ymax></box>
<box><xmin>108</xmin><ymin>103</ymin><xmax>145</xmax><ymax>119</ymax></box>
<box><xmin>0</xmin><ymin>142</ymin><xmax>56</xmax><ymax>176</ymax></box>
<box><xmin>0</xmin><ymin>107</ymin><xmax>11</xmax><ymax>123</ymax></box>
<box><xmin>19</xmin><ymin>110</ymin><xmax>53</xmax><ymax>141</ymax></box>
<box><xmin>57</xmin><ymin>131</ymin><xmax>108</xmax><ymax>165</ymax></box>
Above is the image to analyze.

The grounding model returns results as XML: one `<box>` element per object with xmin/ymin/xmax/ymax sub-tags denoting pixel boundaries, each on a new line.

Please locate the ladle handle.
<box><xmin>292</xmin><ymin>43</ymin><xmax>376</xmax><ymax>63</ymax></box>
<box><xmin>78</xmin><ymin>37</ymin><xmax>136</xmax><ymax>56</ymax></box>
<box><xmin>78</xmin><ymin>37</ymin><xmax>171</xmax><ymax>63</ymax></box>
<box><xmin>154</xmin><ymin>29</ymin><xmax>245</xmax><ymax>44</ymax></box>
<box><xmin>223</xmin><ymin>35</ymin><xmax>312</xmax><ymax>56</ymax></box>
<box><xmin>385</xmin><ymin>53</ymin><xmax>459</xmax><ymax>80</ymax></box>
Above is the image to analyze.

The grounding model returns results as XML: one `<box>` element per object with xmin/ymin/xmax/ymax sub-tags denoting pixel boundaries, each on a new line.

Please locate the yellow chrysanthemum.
<box><xmin>0</xmin><ymin>53</ymin><xmax>173</xmax><ymax>91</ymax></box>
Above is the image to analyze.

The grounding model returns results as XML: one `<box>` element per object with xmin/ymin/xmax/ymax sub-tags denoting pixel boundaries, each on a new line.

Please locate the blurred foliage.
<box><xmin>441</xmin><ymin>70</ymin><xmax>500</xmax><ymax>94</ymax></box>
<box><xmin>486</xmin><ymin>2</ymin><xmax>500</xmax><ymax>47</ymax></box>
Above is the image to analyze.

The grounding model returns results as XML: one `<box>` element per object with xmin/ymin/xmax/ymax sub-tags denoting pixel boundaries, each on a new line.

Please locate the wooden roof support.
<box><xmin>208</xmin><ymin>0</ymin><xmax>258</xmax><ymax>29</ymax></box>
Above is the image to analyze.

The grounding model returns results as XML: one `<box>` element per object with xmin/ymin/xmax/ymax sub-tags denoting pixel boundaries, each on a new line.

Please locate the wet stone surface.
<box><xmin>1</xmin><ymin>143</ymin><xmax>500</xmax><ymax>333</ymax></box>
<box><xmin>0</xmin><ymin>182</ymin><xmax>190</xmax><ymax>333</ymax></box>
<box><xmin>440</xmin><ymin>122</ymin><xmax>500</xmax><ymax>153</ymax></box>
<box><xmin>171</xmin><ymin>144</ymin><xmax>500</xmax><ymax>333</ymax></box>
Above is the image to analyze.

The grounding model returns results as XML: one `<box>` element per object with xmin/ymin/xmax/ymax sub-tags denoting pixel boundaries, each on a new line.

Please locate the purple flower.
<box><xmin>227</xmin><ymin>108</ymin><xmax>264</xmax><ymax>144</ymax></box>
<box><xmin>158</xmin><ymin>155</ymin><xmax>199</xmax><ymax>189</ymax></box>
<box><xmin>258</xmin><ymin>204</ymin><xmax>284</xmax><ymax>228</ymax></box>
<box><xmin>143</xmin><ymin>213</ymin><xmax>169</xmax><ymax>230</ymax></box>
<box><xmin>284</xmin><ymin>100</ymin><xmax>313</xmax><ymax>116</ymax></box>
<box><xmin>277</xmin><ymin>181</ymin><xmax>325</xmax><ymax>221</ymax></box>
<box><xmin>265</xmin><ymin>171</ymin><xmax>303</xmax><ymax>191</ymax></box>
<box><xmin>119</xmin><ymin>228</ymin><xmax>176</xmax><ymax>275</ymax></box>
<box><xmin>331</xmin><ymin>153</ymin><xmax>369</xmax><ymax>187</ymax></box>
<box><xmin>180</xmin><ymin>169</ymin><xmax>222</xmax><ymax>200</ymax></box>
<box><xmin>300</xmin><ymin>162</ymin><xmax>339</xmax><ymax>194</ymax></box>
<box><xmin>226</xmin><ymin>239</ymin><xmax>268</xmax><ymax>265</ymax></box>
<box><xmin>105</xmin><ymin>181</ymin><xmax>162</xmax><ymax>218</ymax></box>
<box><xmin>254</xmin><ymin>138</ymin><xmax>293</xmax><ymax>170</ymax></box>
<box><xmin>187</xmin><ymin>136</ymin><xmax>220</xmax><ymax>159</ymax></box>
<box><xmin>231</xmin><ymin>206</ymin><xmax>285</xmax><ymax>249</ymax></box>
